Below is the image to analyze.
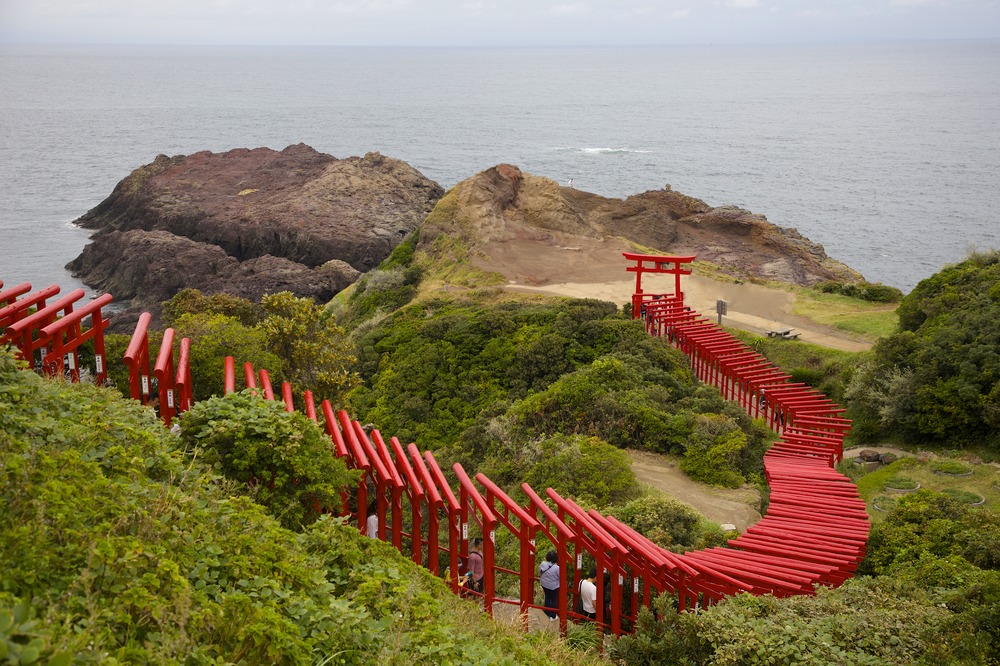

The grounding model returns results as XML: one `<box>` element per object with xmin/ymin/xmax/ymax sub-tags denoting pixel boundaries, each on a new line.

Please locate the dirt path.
<box><xmin>628</xmin><ymin>450</ymin><xmax>762</xmax><ymax>532</ymax></box>
<box><xmin>511</xmin><ymin>275</ymin><xmax>871</xmax><ymax>352</ymax></box>
<box><xmin>490</xmin><ymin>235</ymin><xmax>873</xmax><ymax>352</ymax></box>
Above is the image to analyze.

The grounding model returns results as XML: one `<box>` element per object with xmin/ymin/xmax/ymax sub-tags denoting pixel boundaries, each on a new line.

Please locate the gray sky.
<box><xmin>2</xmin><ymin>0</ymin><xmax>998</xmax><ymax>45</ymax></box>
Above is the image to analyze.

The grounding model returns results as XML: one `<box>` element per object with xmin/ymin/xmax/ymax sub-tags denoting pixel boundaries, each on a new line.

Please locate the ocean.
<box><xmin>1</xmin><ymin>41</ymin><xmax>998</xmax><ymax>296</ymax></box>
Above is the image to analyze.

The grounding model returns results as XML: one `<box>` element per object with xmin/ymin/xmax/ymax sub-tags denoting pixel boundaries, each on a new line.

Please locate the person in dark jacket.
<box><xmin>539</xmin><ymin>549</ymin><xmax>560</xmax><ymax>620</ymax></box>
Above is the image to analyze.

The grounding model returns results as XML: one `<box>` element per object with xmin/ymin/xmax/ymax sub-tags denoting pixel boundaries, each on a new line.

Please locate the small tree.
<box><xmin>179</xmin><ymin>390</ymin><xmax>359</xmax><ymax>530</ymax></box>
<box><xmin>173</xmin><ymin>312</ymin><xmax>284</xmax><ymax>400</ymax></box>
<box><xmin>259</xmin><ymin>292</ymin><xmax>360</xmax><ymax>404</ymax></box>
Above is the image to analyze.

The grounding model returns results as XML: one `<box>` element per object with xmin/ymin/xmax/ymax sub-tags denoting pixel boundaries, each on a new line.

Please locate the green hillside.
<box><xmin>0</xmin><ymin>349</ymin><xmax>601</xmax><ymax>666</ymax></box>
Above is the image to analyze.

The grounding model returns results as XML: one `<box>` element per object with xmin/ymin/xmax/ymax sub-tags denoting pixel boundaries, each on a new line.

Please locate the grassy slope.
<box><xmin>0</xmin><ymin>349</ymin><xmax>604</xmax><ymax>666</ymax></box>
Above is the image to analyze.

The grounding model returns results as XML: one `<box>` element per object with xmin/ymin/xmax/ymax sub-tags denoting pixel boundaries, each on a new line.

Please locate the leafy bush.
<box><xmin>0</xmin><ymin>347</ymin><xmax>598</xmax><ymax>665</ymax></box>
<box><xmin>859</xmin><ymin>489</ymin><xmax>992</xmax><ymax>576</ymax></box>
<box><xmin>611</xmin><ymin>571</ymin><xmax>1000</xmax><ymax>666</ymax></box>
<box><xmin>814</xmin><ymin>280</ymin><xmax>904</xmax><ymax>303</ymax></box>
<box><xmin>679</xmin><ymin>414</ymin><xmax>769</xmax><ymax>488</ymax></box>
<box><xmin>846</xmin><ymin>250</ymin><xmax>1000</xmax><ymax>450</ymax></box>
<box><xmin>520</xmin><ymin>435</ymin><xmax>639</xmax><ymax>507</ymax></box>
<box><xmin>344</xmin><ymin>232</ymin><xmax>423</xmax><ymax>324</ymax></box>
<box><xmin>932</xmin><ymin>460</ymin><xmax>973</xmax><ymax>475</ymax></box>
<box><xmin>163</xmin><ymin>288</ymin><xmax>261</xmax><ymax>326</ymax></box>
<box><xmin>258</xmin><ymin>291</ymin><xmax>360</xmax><ymax>403</ymax></box>
<box><xmin>511</xmin><ymin>353</ymin><xmax>697</xmax><ymax>454</ymax></box>
<box><xmin>170</xmin><ymin>291</ymin><xmax>359</xmax><ymax>403</ymax></box>
<box><xmin>350</xmin><ymin>297</ymin><xmax>687</xmax><ymax>452</ymax></box>
<box><xmin>611</xmin><ymin>495</ymin><xmax>701</xmax><ymax>548</ymax></box>
<box><xmin>179</xmin><ymin>390</ymin><xmax>358</xmax><ymax>530</ymax></box>
<box><xmin>173</xmin><ymin>311</ymin><xmax>284</xmax><ymax>400</ymax></box>
<box><xmin>789</xmin><ymin>366</ymin><xmax>824</xmax><ymax>387</ymax></box>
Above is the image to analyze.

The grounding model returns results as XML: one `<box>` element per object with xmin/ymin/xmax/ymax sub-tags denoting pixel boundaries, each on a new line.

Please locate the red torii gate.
<box><xmin>216</xmin><ymin>348</ymin><xmax>866</xmax><ymax>639</ymax></box>
<box><xmin>623</xmin><ymin>252</ymin><xmax>695</xmax><ymax>318</ymax></box>
<box><xmin>4</xmin><ymin>289</ymin><xmax>85</xmax><ymax>371</ymax></box>
<box><xmin>0</xmin><ymin>282</ymin><xmax>37</xmax><ymax>314</ymax></box>
<box><xmin>124</xmin><ymin>313</ymin><xmax>193</xmax><ymax>424</ymax></box>
<box><xmin>39</xmin><ymin>294</ymin><xmax>113</xmax><ymax>385</ymax></box>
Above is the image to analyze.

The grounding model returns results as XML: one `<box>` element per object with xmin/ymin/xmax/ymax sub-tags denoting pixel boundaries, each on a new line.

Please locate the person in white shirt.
<box><xmin>579</xmin><ymin>568</ymin><xmax>598</xmax><ymax>620</ymax></box>
<box><xmin>365</xmin><ymin>499</ymin><xmax>379</xmax><ymax>539</ymax></box>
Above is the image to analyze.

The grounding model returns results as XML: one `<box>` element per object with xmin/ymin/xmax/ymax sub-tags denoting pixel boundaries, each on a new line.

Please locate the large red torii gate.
<box><xmin>623</xmin><ymin>252</ymin><xmax>696</xmax><ymax>318</ymax></box>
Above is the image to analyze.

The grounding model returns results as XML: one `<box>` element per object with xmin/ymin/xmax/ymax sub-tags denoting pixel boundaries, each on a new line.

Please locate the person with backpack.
<box><xmin>465</xmin><ymin>537</ymin><xmax>485</xmax><ymax>594</ymax></box>
<box><xmin>539</xmin><ymin>549</ymin><xmax>560</xmax><ymax>620</ymax></box>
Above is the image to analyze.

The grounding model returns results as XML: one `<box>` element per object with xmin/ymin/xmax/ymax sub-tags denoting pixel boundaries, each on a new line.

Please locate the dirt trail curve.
<box><xmin>628</xmin><ymin>450</ymin><xmax>762</xmax><ymax>532</ymax></box>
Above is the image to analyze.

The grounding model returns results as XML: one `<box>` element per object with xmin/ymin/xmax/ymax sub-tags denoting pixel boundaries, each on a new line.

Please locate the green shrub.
<box><xmin>179</xmin><ymin>390</ymin><xmax>359</xmax><ymax>530</ymax></box>
<box><xmin>611</xmin><ymin>495</ymin><xmax>700</xmax><ymax>548</ymax></box>
<box><xmin>789</xmin><ymin>366</ymin><xmax>824</xmax><ymax>387</ymax></box>
<box><xmin>814</xmin><ymin>280</ymin><xmax>903</xmax><ymax>303</ymax></box>
<box><xmin>163</xmin><ymin>288</ymin><xmax>261</xmax><ymax>326</ymax></box>
<box><xmin>679</xmin><ymin>415</ymin><xmax>764</xmax><ymax>488</ymax></box>
<box><xmin>884</xmin><ymin>475</ymin><xmax>919</xmax><ymax>490</ymax></box>
<box><xmin>521</xmin><ymin>435</ymin><xmax>639</xmax><ymax>506</ymax></box>
<box><xmin>169</xmin><ymin>292</ymin><xmax>360</xmax><ymax>404</ymax></box>
<box><xmin>846</xmin><ymin>250</ymin><xmax>1000</xmax><ymax>450</ymax></box>
<box><xmin>932</xmin><ymin>460</ymin><xmax>973</xmax><ymax>475</ymax></box>
<box><xmin>0</xmin><ymin>347</ymin><xmax>596</xmax><ymax>666</ymax></box>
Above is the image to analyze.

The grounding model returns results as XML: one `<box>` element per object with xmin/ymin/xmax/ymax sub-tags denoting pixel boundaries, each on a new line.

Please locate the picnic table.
<box><xmin>766</xmin><ymin>327</ymin><xmax>801</xmax><ymax>339</ymax></box>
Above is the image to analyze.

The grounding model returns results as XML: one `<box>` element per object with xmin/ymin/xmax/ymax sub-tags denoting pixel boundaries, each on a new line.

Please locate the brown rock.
<box><xmin>857</xmin><ymin>449</ymin><xmax>882</xmax><ymax>462</ymax></box>
<box><xmin>421</xmin><ymin>164</ymin><xmax>862</xmax><ymax>287</ymax></box>
<box><xmin>67</xmin><ymin>229</ymin><xmax>362</xmax><ymax>330</ymax></box>
<box><xmin>68</xmin><ymin>144</ymin><xmax>442</xmax><ymax>321</ymax></box>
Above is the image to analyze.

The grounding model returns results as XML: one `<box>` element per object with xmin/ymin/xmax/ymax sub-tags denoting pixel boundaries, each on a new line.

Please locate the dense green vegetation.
<box><xmin>8</xmin><ymin>219</ymin><xmax>1000</xmax><ymax>663</ymax></box>
<box><xmin>812</xmin><ymin>280</ymin><xmax>904</xmax><ymax>304</ymax></box>
<box><xmin>610</xmin><ymin>489</ymin><xmax>1000</xmax><ymax>665</ymax></box>
<box><xmin>160</xmin><ymin>289</ymin><xmax>360</xmax><ymax>404</ymax></box>
<box><xmin>847</xmin><ymin>250</ymin><xmax>1000</xmax><ymax>450</ymax></box>
<box><xmin>0</xmin><ymin>349</ymin><xmax>599</xmax><ymax>665</ymax></box>
<box><xmin>347</xmin><ymin>294</ymin><xmax>771</xmax><ymax>496</ymax></box>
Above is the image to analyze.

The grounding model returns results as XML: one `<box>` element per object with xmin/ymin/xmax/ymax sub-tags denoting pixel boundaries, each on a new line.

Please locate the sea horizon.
<box><xmin>2</xmin><ymin>40</ymin><xmax>998</xmax><ymax>294</ymax></box>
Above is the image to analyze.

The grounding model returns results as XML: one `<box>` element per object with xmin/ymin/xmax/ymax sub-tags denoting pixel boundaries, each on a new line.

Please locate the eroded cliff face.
<box><xmin>420</xmin><ymin>164</ymin><xmax>862</xmax><ymax>287</ymax></box>
<box><xmin>68</xmin><ymin>144</ymin><xmax>443</xmax><ymax>323</ymax></box>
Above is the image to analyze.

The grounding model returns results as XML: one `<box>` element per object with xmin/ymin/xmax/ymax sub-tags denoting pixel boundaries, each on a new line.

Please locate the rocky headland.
<box><xmin>420</xmin><ymin>163</ymin><xmax>861</xmax><ymax>288</ymax></box>
<box><xmin>68</xmin><ymin>144</ymin><xmax>443</xmax><ymax>324</ymax></box>
<box><xmin>69</xmin><ymin>148</ymin><xmax>863</xmax><ymax>330</ymax></box>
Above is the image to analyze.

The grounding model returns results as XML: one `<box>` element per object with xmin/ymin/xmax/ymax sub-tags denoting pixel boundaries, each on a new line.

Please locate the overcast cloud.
<box><xmin>1</xmin><ymin>0</ymin><xmax>998</xmax><ymax>45</ymax></box>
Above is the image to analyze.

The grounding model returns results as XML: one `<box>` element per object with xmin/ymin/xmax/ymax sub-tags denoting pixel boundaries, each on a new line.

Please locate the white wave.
<box><xmin>578</xmin><ymin>147</ymin><xmax>653</xmax><ymax>154</ymax></box>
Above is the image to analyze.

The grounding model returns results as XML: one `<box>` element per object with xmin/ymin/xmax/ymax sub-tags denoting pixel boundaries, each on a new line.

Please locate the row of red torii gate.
<box><xmin>0</xmin><ymin>254</ymin><xmax>868</xmax><ymax>636</ymax></box>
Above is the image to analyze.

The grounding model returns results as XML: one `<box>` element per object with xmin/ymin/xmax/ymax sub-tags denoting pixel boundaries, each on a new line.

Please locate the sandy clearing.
<box><xmin>510</xmin><ymin>275</ymin><xmax>872</xmax><ymax>352</ymax></box>
<box><xmin>628</xmin><ymin>450</ymin><xmax>762</xmax><ymax>532</ymax></box>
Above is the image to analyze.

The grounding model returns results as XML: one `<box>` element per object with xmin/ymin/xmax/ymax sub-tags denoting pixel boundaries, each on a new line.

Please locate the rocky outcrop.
<box><xmin>421</xmin><ymin>165</ymin><xmax>862</xmax><ymax>287</ymax></box>
<box><xmin>68</xmin><ymin>144</ymin><xmax>443</xmax><ymax>321</ymax></box>
<box><xmin>70</xmin><ymin>229</ymin><xmax>359</xmax><ymax>303</ymax></box>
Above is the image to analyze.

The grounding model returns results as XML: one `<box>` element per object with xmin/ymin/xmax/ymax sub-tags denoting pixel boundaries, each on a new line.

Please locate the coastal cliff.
<box><xmin>69</xmin><ymin>152</ymin><xmax>864</xmax><ymax>328</ymax></box>
<box><xmin>420</xmin><ymin>164</ymin><xmax>862</xmax><ymax>287</ymax></box>
<box><xmin>68</xmin><ymin>144</ymin><xmax>444</xmax><ymax>322</ymax></box>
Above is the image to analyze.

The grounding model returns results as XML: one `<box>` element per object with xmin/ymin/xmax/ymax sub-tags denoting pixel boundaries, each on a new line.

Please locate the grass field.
<box><xmin>839</xmin><ymin>454</ymin><xmax>1000</xmax><ymax>522</ymax></box>
<box><xmin>791</xmin><ymin>289</ymin><xmax>899</xmax><ymax>339</ymax></box>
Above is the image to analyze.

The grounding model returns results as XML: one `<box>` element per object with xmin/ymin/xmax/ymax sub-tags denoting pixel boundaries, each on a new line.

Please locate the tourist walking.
<box><xmin>465</xmin><ymin>537</ymin><xmax>485</xmax><ymax>594</ymax></box>
<box><xmin>579</xmin><ymin>568</ymin><xmax>597</xmax><ymax>621</ymax></box>
<box><xmin>539</xmin><ymin>549</ymin><xmax>560</xmax><ymax>620</ymax></box>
